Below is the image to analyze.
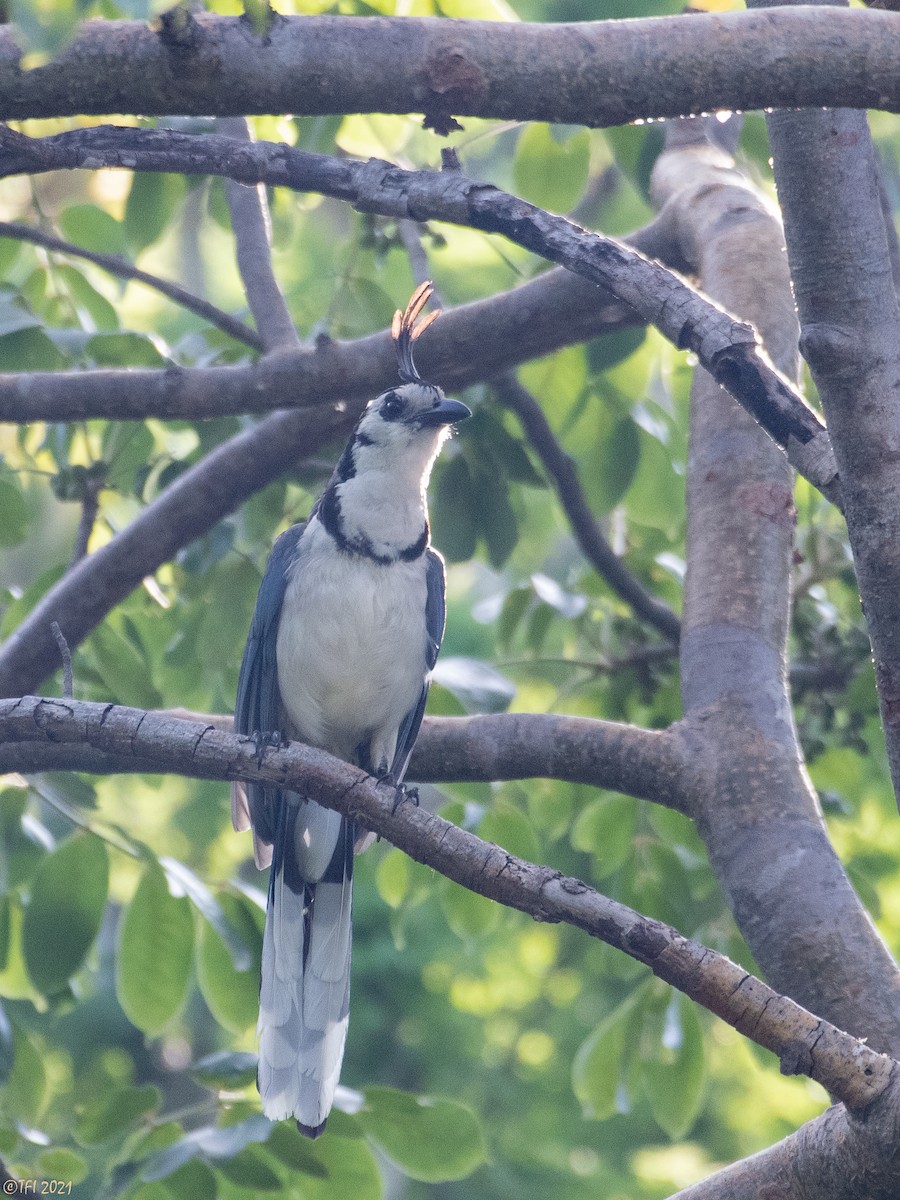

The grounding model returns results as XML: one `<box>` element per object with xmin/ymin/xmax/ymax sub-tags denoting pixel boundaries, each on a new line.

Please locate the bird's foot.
<box><xmin>376</xmin><ymin>774</ymin><xmax>420</xmax><ymax>816</ymax></box>
<box><xmin>251</xmin><ymin>729</ymin><xmax>285</xmax><ymax>766</ymax></box>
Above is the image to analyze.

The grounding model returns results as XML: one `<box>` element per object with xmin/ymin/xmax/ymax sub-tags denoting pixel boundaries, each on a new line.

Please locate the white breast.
<box><xmin>275</xmin><ymin>520</ymin><xmax>429</xmax><ymax>771</ymax></box>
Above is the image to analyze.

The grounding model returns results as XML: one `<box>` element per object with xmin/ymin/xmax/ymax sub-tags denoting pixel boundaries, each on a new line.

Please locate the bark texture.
<box><xmin>0</xmin><ymin>9</ymin><xmax>898</xmax><ymax>125</ymax></box>
<box><xmin>652</xmin><ymin>132</ymin><xmax>900</xmax><ymax>1057</ymax></box>
<box><xmin>749</xmin><ymin>0</ymin><xmax>900</xmax><ymax>811</ymax></box>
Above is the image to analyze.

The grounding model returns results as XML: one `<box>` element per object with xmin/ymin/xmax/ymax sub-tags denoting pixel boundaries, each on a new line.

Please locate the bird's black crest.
<box><xmin>392</xmin><ymin>281</ymin><xmax>440</xmax><ymax>384</ymax></box>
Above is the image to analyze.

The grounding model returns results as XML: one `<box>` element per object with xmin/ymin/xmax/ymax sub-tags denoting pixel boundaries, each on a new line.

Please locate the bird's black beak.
<box><xmin>416</xmin><ymin>398</ymin><xmax>472</xmax><ymax>428</ymax></box>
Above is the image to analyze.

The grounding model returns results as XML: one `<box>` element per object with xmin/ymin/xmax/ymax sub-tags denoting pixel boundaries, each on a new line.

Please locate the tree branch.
<box><xmin>0</xmin><ymin>9</ymin><xmax>897</xmax><ymax>126</ymax></box>
<box><xmin>669</xmin><ymin>1080</ymin><xmax>900</xmax><ymax>1200</ymax></box>
<box><xmin>747</xmin><ymin>0</ymin><xmax>900</xmax><ymax>812</ymax></box>
<box><xmin>0</xmin><ymin>405</ymin><xmax>345</xmax><ymax>700</ymax></box>
<box><xmin>216</xmin><ymin>117</ymin><xmax>299</xmax><ymax>351</ymax></box>
<box><xmin>0</xmin><ymin>709</ymin><xmax>689</xmax><ymax>810</ymax></box>
<box><xmin>0</xmin><ymin>694</ymin><xmax>895</xmax><ymax>1121</ymax></box>
<box><xmin>0</xmin><ymin>123</ymin><xmax>841</xmax><ymax>505</ymax></box>
<box><xmin>0</xmin><ymin>265</ymin><xmax>636</xmax><ymax>423</ymax></box>
<box><xmin>492</xmin><ymin>374</ymin><xmax>681</xmax><ymax>642</ymax></box>
<box><xmin>0</xmin><ymin>220</ymin><xmax>263</xmax><ymax>350</ymax></box>
<box><xmin>653</xmin><ymin>122</ymin><xmax>900</xmax><ymax>1056</ymax></box>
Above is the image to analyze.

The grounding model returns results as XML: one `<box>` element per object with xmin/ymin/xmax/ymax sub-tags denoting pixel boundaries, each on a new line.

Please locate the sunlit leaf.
<box><xmin>196</xmin><ymin>891</ymin><xmax>261</xmax><ymax>1033</ymax></box>
<box><xmin>116</xmin><ymin>859</ymin><xmax>194</xmax><ymax>1035</ymax></box>
<box><xmin>125</xmin><ymin>174</ymin><xmax>185</xmax><ymax>255</ymax></box>
<box><xmin>76</xmin><ymin>1084</ymin><xmax>161</xmax><ymax>1146</ymax></box>
<box><xmin>572</xmin><ymin>989</ymin><xmax>645</xmax><ymax>1121</ymax></box>
<box><xmin>59</xmin><ymin>204</ymin><xmax>127</xmax><ymax>257</ymax></box>
<box><xmin>440</xmin><ymin>878</ymin><xmax>499</xmax><ymax>940</ymax></box>
<box><xmin>514</xmin><ymin>124</ymin><xmax>591</xmax><ymax>214</ymax></box>
<box><xmin>642</xmin><ymin>994</ymin><xmax>707</xmax><ymax>1139</ymax></box>
<box><xmin>4</xmin><ymin>1024</ymin><xmax>47</xmax><ymax>1125</ymax></box>
<box><xmin>22</xmin><ymin>833</ymin><xmax>108</xmax><ymax>995</ymax></box>
<box><xmin>358</xmin><ymin>1087</ymin><xmax>486</xmax><ymax>1183</ymax></box>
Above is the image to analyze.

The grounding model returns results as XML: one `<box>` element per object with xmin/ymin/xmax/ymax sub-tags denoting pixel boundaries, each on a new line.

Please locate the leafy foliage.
<box><xmin>0</xmin><ymin>3</ymin><xmax>897</xmax><ymax>1199</ymax></box>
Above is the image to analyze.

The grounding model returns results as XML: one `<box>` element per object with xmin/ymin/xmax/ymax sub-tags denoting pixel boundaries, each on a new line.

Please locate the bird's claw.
<box><xmin>390</xmin><ymin>782</ymin><xmax>420</xmax><ymax>815</ymax></box>
<box><xmin>252</xmin><ymin>729</ymin><xmax>284</xmax><ymax>767</ymax></box>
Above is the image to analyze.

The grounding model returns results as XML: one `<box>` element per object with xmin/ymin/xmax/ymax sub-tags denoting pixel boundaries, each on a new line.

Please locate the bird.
<box><xmin>231</xmin><ymin>282</ymin><xmax>470</xmax><ymax>1138</ymax></box>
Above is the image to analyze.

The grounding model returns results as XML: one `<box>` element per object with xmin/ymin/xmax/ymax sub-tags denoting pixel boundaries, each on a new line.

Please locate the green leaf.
<box><xmin>0</xmin><ymin>327</ymin><xmax>66</xmax><ymax>371</ymax></box>
<box><xmin>0</xmin><ymin>898</ymin><xmax>9</xmax><ymax>972</ymax></box>
<box><xmin>36</xmin><ymin>1147</ymin><xmax>88</xmax><ymax>1186</ymax></box>
<box><xmin>480</xmin><ymin>799</ymin><xmax>540</xmax><ymax>862</ymax></box>
<box><xmin>86</xmin><ymin>331</ymin><xmax>167</xmax><ymax>366</ymax></box>
<box><xmin>571</xmin><ymin>794</ymin><xmax>638</xmax><ymax>877</ymax></box>
<box><xmin>0</xmin><ymin>292</ymin><xmax>41</xmax><ymax>336</ymax></box>
<box><xmin>125</xmin><ymin>174</ymin><xmax>184</xmax><ymax>255</ymax></box>
<box><xmin>196</xmin><ymin>891</ymin><xmax>261</xmax><ymax>1033</ymax></box>
<box><xmin>4</xmin><ymin>1023</ymin><xmax>48</xmax><ymax>1124</ymax></box>
<box><xmin>104</xmin><ymin>422</ymin><xmax>157</xmax><ymax>494</ymax></box>
<box><xmin>54</xmin><ymin>264</ymin><xmax>119</xmax><ymax>332</ymax></box>
<box><xmin>0</xmin><ymin>478</ymin><xmax>28</xmax><ymax>547</ymax></box>
<box><xmin>586</xmin><ymin>327</ymin><xmax>647</xmax><ymax>375</ymax></box>
<box><xmin>475</xmin><ymin>468</ymin><xmax>519</xmax><ymax>567</ymax></box>
<box><xmin>376</xmin><ymin>849</ymin><xmax>409</xmax><ymax>909</ymax></box>
<box><xmin>155</xmin><ymin>1159</ymin><xmax>217</xmax><ymax>1200</ymax></box>
<box><xmin>642</xmin><ymin>994</ymin><xmax>707</xmax><ymax>1139</ymax></box>
<box><xmin>514</xmin><ymin>124</ymin><xmax>590</xmax><ymax>214</ymax></box>
<box><xmin>358</xmin><ymin>1086</ymin><xmax>486</xmax><ymax>1183</ymax></box>
<box><xmin>624</xmin><ymin>429</ymin><xmax>683</xmax><ymax>534</ymax></box>
<box><xmin>431</xmin><ymin>455</ymin><xmax>478</xmax><ymax>563</ymax></box>
<box><xmin>190</xmin><ymin>1050</ymin><xmax>258</xmax><ymax>1091</ymax></box>
<box><xmin>23</xmin><ymin>833</ymin><xmax>109</xmax><ymax>995</ymax></box>
<box><xmin>572</xmin><ymin>989</ymin><xmax>645</xmax><ymax>1121</ymax></box>
<box><xmin>438</xmin><ymin>0</ymin><xmax>518</xmax><ymax>18</ymax></box>
<box><xmin>75</xmin><ymin>1083</ymin><xmax>161</xmax><ymax>1146</ymax></box>
<box><xmin>59</xmin><ymin>204</ymin><xmax>127</xmax><ymax>257</ymax></box>
<box><xmin>89</xmin><ymin>621</ymin><xmax>163</xmax><ymax>709</ymax></box>
<box><xmin>162</xmin><ymin>859</ymin><xmax>253</xmax><ymax>971</ymax></box>
<box><xmin>116</xmin><ymin>859</ymin><xmax>194</xmax><ymax>1035</ymax></box>
<box><xmin>439</xmin><ymin>878</ymin><xmax>499</xmax><ymax>941</ymax></box>
<box><xmin>216</xmin><ymin>1145</ymin><xmax>281</xmax><ymax>1190</ymax></box>
<box><xmin>587</xmin><ymin>414</ymin><xmax>641</xmax><ymax>515</ymax></box>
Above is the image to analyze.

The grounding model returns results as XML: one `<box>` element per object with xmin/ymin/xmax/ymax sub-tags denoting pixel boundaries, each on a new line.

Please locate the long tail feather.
<box><xmin>257</xmin><ymin>797</ymin><xmax>353</xmax><ymax>1136</ymax></box>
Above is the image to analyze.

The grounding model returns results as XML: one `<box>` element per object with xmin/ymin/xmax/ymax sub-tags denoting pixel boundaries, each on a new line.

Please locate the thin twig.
<box><xmin>216</xmin><ymin>117</ymin><xmax>299</xmax><ymax>352</ymax></box>
<box><xmin>50</xmin><ymin>621</ymin><xmax>73</xmax><ymax>698</ymax></box>
<box><xmin>68</xmin><ymin>470</ymin><xmax>102</xmax><ymax>568</ymax></box>
<box><xmin>493</xmin><ymin>374</ymin><xmax>682</xmax><ymax>642</ymax></box>
<box><xmin>0</xmin><ymin>220</ymin><xmax>263</xmax><ymax>350</ymax></box>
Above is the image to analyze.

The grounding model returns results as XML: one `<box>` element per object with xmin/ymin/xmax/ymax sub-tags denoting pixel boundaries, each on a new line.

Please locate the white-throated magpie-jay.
<box><xmin>232</xmin><ymin>283</ymin><xmax>470</xmax><ymax>1137</ymax></box>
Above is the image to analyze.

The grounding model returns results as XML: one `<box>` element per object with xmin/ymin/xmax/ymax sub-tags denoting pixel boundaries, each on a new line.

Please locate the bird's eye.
<box><xmin>381</xmin><ymin>391</ymin><xmax>405</xmax><ymax>421</ymax></box>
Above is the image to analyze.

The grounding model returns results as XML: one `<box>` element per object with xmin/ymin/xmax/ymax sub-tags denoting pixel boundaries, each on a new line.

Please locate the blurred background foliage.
<box><xmin>1</xmin><ymin>0</ymin><xmax>899</xmax><ymax>1198</ymax></box>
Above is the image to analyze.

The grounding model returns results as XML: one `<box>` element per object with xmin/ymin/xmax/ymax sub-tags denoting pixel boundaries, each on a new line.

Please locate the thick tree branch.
<box><xmin>217</xmin><ymin>117</ymin><xmax>299</xmax><ymax>351</ymax></box>
<box><xmin>0</xmin><ymin>10</ymin><xmax>898</xmax><ymax>125</ymax></box>
<box><xmin>654</xmin><ymin>124</ymin><xmax>900</xmax><ymax>1057</ymax></box>
<box><xmin>0</xmin><ymin>220</ymin><xmax>264</xmax><ymax>350</ymax></box>
<box><xmin>0</xmin><ymin>405</ymin><xmax>345</xmax><ymax>700</ymax></box>
<box><xmin>0</xmin><ymin>124</ymin><xmax>841</xmax><ymax>505</ymax></box>
<box><xmin>0</xmin><ymin>710</ymin><xmax>690</xmax><ymax>811</ymax></box>
<box><xmin>748</xmin><ymin>0</ymin><xmax>900</xmax><ymax>812</ymax></box>
<box><xmin>0</xmin><ymin>266</ymin><xmax>636</xmax><ymax>423</ymax></box>
<box><xmin>493</xmin><ymin>374</ymin><xmax>681</xmax><ymax>642</ymax></box>
<box><xmin>671</xmin><ymin>1076</ymin><xmax>900</xmax><ymax>1200</ymax></box>
<box><xmin>0</xmin><ymin>694</ymin><xmax>895</xmax><ymax>1120</ymax></box>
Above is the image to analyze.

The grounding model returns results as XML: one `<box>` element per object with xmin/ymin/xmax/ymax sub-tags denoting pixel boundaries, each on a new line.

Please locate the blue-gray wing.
<box><xmin>233</xmin><ymin>523</ymin><xmax>305</xmax><ymax>848</ymax></box>
<box><xmin>390</xmin><ymin>547</ymin><xmax>447</xmax><ymax>782</ymax></box>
